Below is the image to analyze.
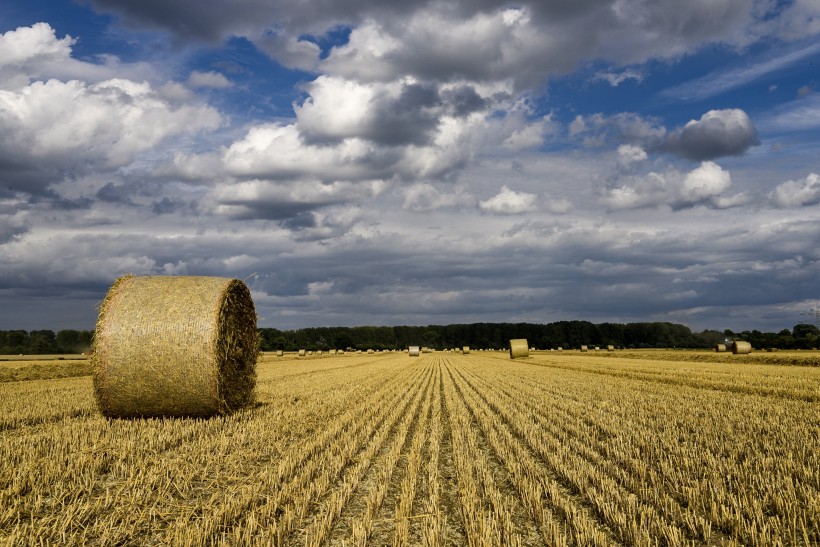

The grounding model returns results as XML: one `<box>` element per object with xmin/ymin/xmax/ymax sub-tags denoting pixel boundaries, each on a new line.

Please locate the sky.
<box><xmin>1</xmin><ymin>0</ymin><xmax>819</xmax><ymax>333</ymax></box>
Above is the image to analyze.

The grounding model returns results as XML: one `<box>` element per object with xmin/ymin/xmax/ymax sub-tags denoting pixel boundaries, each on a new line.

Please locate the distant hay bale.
<box><xmin>367</xmin><ymin>349</ymin><xmax>374</xmax><ymax>354</ymax></box>
<box><xmin>409</xmin><ymin>346</ymin><xmax>420</xmax><ymax>357</ymax></box>
<box><xmin>338</xmin><ymin>350</ymin><xmax>345</xmax><ymax>355</ymax></box>
<box><xmin>607</xmin><ymin>345</ymin><xmax>615</xmax><ymax>352</ymax></box>
<box><xmin>276</xmin><ymin>350</ymin><xmax>284</xmax><ymax>357</ymax></box>
<box><xmin>298</xmin><ymin>349</ymin><xmax>306</xmax><ymax>356</ymax></box>
<box><xmin>714</xmin><ymin>344</ymin><xmax>726</xmax><ymax>353</ymax></box>
<box><xmin>462</xmin><ymin>346</ymin><xmax>470</xmax><ymax>354</ymax></box>
<box><xmin>557</xmin><ymin>347</ymin><xmax>563</xmax><ymax>351</ymax></box>
<box><xmin>509</xmin><ymin>339</ymin><xmax>529</xmax><ymax>359</ymax></box>
<box><xmin>580</xmin><ymin>345</ymin><xmax>588</xmax><ymax>352</ymax></box>
<box><xmin>92</xmin><ymin>275</ymin><xmax>257</xmax><ymax>418</ymax></box>
<box><xmin>732</xmin><ymin>341</ymin><xmax>752</xmax><ymax>354</ymax></box>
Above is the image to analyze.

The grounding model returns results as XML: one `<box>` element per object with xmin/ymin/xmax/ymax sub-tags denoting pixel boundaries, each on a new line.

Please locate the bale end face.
<box><xmin>92</xmin><ymin>275</ymin><xmax>258</xmax><ymax>418</ymax></box>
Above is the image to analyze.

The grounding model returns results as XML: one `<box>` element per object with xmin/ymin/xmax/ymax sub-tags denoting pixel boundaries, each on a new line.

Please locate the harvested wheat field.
<box><xmin>1</xmin><ymin>350</ymin><xmax>818</xmax><ymax>546</ymax></box>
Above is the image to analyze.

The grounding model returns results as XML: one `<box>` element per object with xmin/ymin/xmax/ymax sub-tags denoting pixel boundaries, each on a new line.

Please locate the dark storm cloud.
<box><xmin>280</xmin><ymin>211</ymin><xmax>317</xmax><ymax>231</ymax></box>
<box><xmin>442</xmin><ymin>85</ymin><xmax>488</xmax><ymax>117</ymax></box>
<box><xmin>662</xmin><ymin>109</ymin><xmax>760</xmax><ymax>161</ymax></box>
<box><xmin>87</xmin><ymin>0</ymin><xmax>422</xmax><ymax>41</ymax></box>
<box><xmin>364</xmin><ymin>83</ymin><xmax>441</xmax><ymax>146</ymax></box>
<box><xmin>0</xmin><ymin>155</ymin><xmax>58</xmax><ymax>198</ymax></box>
<box><xmin>96</xmin><ymin>182</ymin><xmax>134</xmax><ymax>204</ymax></box>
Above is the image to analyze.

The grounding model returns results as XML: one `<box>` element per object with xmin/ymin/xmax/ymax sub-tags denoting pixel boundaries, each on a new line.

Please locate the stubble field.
<box><xmin>1</xmin><ymin>350</ymin><xmax>818</xmax><ymax>546</ymax></box>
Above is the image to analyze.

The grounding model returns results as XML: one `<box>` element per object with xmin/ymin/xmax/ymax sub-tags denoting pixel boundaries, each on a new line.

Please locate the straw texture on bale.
<box><xmin>298</xmin><ymin>349</ymin><xmax>306</xmax><ymax>356</ymax></box>
<box><xmin>714</xmin><ymin>344</ymin><xmax>726</xmax><ymax>353</ymax></box>
<box><xmin>409</xmin><ymin>346</ymin><xmax>420</xmax><ymax>357</ymax></box>
<box><xmin>732</xmin><ymin>341</ymin><xmax>752</xmax><ymax>354</ymax></box>
<box><xmin>607</xmin><ymin>345</ymin><xmax>615</xmax><ymax>352</ymax></box>
<box><xmin>92</xmin><ymin>275</ymin><xmax>258</xmax><ymax>418</ymax></box>
<box><xmin>580</xmin><ymin>345</ymin><xmax>589</xmax><ymax>352</ymax></box>
<box><xmin>462</xmin><ymin>346</ymin><xmax>470</xmax><ymax>354</ymax></box>
<box><xmin>509</xmin><ymin>339</ymin><xmax>529</xmax><ymax>359</ymax></box>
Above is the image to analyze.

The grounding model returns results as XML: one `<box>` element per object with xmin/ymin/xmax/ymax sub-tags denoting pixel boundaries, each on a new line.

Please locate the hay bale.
<box><xmin>462</xmin><ymin>346</ymin><xmax>470</xmax><ymax>354</ymax></box>
<box><xmin>509</xmin><ymin>339</ymin><xmax>529</xmax><ymax>359</ymax></box>
<box><xmin>732</xmin><ymin>341</ymin><xmax>752</xmax><ymax>354</ymax></box>
<box><xmin>276</xmin><ymin>350</ymin><xmax>284</xmax><ymax>357</ymax></box>
<box><xmin>298</xmin><ymin>349</ymin><xmax>306</xmax><ymax>356</ymax></box>
<box><xmin>714</xmin><ymin>344</ymin><xmax>726</xmax><ymax>353</ymax></box>
<box><xmin>607</xmin><ymin>345</ymin><xmax>615</xmax><ymax>352</ymax></box>
<box><xmin>557</xmin><ymin>347</ymin><xmax>563</xmax><ymax>351</ymax></box>
<box><xmin>409</xmin><ymin>346</ymin><xmax>420</xmax><ymax>357</ymax></box>
<box><xmin>92</xmin><ymin>275</ymin><xmax>257</xmax><ymax>418</ymax></box>
<box><xmin>580</xmin><ymin>345</ymin><xmax>588</xmax><ymax>352</ymax></box>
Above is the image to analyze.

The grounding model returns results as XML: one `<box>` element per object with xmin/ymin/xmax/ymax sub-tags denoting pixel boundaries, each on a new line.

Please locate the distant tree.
<box><xmin>55</xmin><ymin>330</ymin><xmax>93</xmax><ymax>353</ymax></box>
<box><xmin>793</xmin><ymin>323</ymin><xmax>819</xmax><ymax>338</ymax></box>
<box><xmin>29</xmin><ymin>330</ymin><xmax>57</xmax><ymax>354</ymax></box>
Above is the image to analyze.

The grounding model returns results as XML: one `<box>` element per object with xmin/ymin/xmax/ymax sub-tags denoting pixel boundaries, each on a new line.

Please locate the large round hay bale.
<box><xmin>462</xmin><ymin>346</ymin><xmax>470</xmax><ymax>354</ymax></box>
<box><xmin>298</xmin><ymin>349</ymin><xmax>306</xmax><ymax>356</ymax></box>
<box><xmin>732</xmin><ymin>341</ymin><xmax>752</xmax><ymax>354</ymax></box>
<box><xmin>409</xmin><ymin>346</ymin><xmax>420</xmax><ymax>357</ymax></box>
<box><xmin>92</xmin><ymin>275</ymin><xmax>258</xmax><ymax>418</ymax></box>
<box><xmin>607</xmin><ymin>345</ymin><xmax>615</xmax><ymax>352</ymax></box>
<box><xmin>509</xmin><ymin>339</ymin><xmax>529</xmax><ymax>359</ymax></box>
<box><xmin>714</xmin><ymin>344</ymin><xmax>726</xmax><ymax>353</ymax></box>
<box><xmin>276</xmin><ymin>350</ymin><xmax>284</xmax><ymax>357</ymax></box>
<box><xmin>580</xmin><ymin>345</ymin><xmax>588</xmax><ymax>352</ymax></box>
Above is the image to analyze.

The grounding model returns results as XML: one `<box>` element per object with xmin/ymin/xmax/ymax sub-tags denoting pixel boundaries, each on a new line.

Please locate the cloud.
<box><xmin>0</xmin><ymin>22</ymin><xmax>74</xmax><ymax>67</ymax></box>
<box><xmin>661</xmin><ymin>41</ymin><xmax>820</xmax><ymax>101</ymax></box>
<box><xmin>86</xmin><ymin>1</ymin><xmax>793</xmax><ymax>92</ymax></box>
<box><xmin>0</xmin><ymin>78</ymin><xmax>221</xmax><ymax>194</ymax></box>
<box><xmin>593</xmin><ymin>68</ymin><xmax>643</xmax><ymax>87</ymax></box>
<box><xmin>187</xmin><ymin>70</ymin><xmax>232</xmax><ymax>88</ymax></box>
<box><xmin>0</xmin><ymin>23</ymin><xmax>155</xmax><ymax>90</ymax></box>
<box><xmin>569</xmin><ymin>112</ymin><xmax>666</xmax><ymax>147</ymax></box>
<box><xmin>221</xmin><ymin>123</ymin><xmax>382</xmax><ymax>181</ymax></box>
<box><xmin>770</xmin><ymin>173</ymin><xmax>820</xmax><ymax>207</ymax></box>
<box><xmin>603</xmin><ymin>161</ymin><xmax>743</xmax><ymax>210</ymax></box>
<box><xmin>402</xmin><ymin>183</ymin><xmax>470</xmax><ymax>211</ymax></box>
<box><xmin>209</xmin><ymin>178</ymin><xmax>387</xmax><ymax>221</ymax></box>
<box><xmin>663</xmin><ymin>109</ymin><xmax>759</xmax><ymax>161</ymax></box>
<box><xmin>617</xmin><ymin>144</ymin><xmax>648</xmax><ymax>167</ymax></box>
<box><xmin>479</xmin><ymin>185</ymin><xmax>537</xmax><ymax>214</ymax></box>
<box><xmin>757</xmin><ymin>92</ymin><xmax>820</xmax><ymax>133</ymax></box>
<box><xmin>296</xmin><ymin>76</ymin><xmax>442</xmax><ymax>146</ymax></box>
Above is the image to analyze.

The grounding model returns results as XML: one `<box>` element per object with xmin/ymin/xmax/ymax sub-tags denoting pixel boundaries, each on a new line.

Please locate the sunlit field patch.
<box><xmin>1</xmin><ymin>350</ymin><xmax>817</xmax><ymax>545</ymax></box>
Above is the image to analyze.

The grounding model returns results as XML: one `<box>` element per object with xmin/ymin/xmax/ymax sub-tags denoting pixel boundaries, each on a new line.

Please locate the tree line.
<box><xmin>258</xmin><ymin>321</ymin><xmax>820</xmax><ymax>352</ymax></box>
<box><xmin>0</xmin><ymin>330</ymin><xmax>94</xmax><ymax>355</ymax></box>
<box><xmin>2</xmin><ymin>321</ymin><xmax>817</xmax><ymax>355</ymax></box>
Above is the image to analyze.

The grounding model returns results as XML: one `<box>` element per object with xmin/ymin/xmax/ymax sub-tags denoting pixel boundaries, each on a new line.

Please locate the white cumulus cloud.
<box><xmin>187</xmin><ymin>70</ymin><xmax>232</xmax><ymax>88</ymax></box>
<box><xmin>479</xmin><ymin>185</ymin><xmax>537</xmax><ymax>214</ymax></box>
<box><xmin>770</xmin><ymin>173</ymin><xmax>820</xmax><ymax>207</ymax></box>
